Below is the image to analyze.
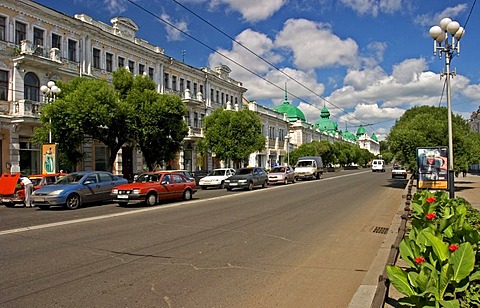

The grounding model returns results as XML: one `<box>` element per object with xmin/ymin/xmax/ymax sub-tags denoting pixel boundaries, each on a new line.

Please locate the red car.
<box><xmin>111</xmin><ymin>171</ymin><xmax>197</xmax><ymax>206</ymax></box>
<box><xmin>0</xmin><ymin>173</ymin><xmax>67</xmax><ymax>207</ymax></box>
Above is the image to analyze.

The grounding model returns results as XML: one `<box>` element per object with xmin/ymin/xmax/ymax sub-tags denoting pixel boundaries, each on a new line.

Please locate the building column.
<box><xmin>9</xmin><ymin>124</ymin><xmax>20</xmax><ymax>173</ymax></box>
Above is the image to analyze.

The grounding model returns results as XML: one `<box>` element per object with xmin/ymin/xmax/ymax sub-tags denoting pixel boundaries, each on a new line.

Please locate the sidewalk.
<box><xmin>349</xmin><ymin>172</ymin><xmax>480</xmax><ymax>308</ymax></box>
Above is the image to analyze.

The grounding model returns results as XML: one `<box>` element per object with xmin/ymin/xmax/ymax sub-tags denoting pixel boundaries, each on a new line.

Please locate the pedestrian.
<box><xmin>20</xmin><ymin>176</ymin><xmax>34</xmax><ymax>207</ymax></box>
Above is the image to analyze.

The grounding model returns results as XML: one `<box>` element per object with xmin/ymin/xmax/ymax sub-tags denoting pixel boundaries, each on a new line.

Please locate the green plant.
<box><xmin>387</xmin><ymin>190</ymin><xmax>480</xmax><ymax>307</ymax></box>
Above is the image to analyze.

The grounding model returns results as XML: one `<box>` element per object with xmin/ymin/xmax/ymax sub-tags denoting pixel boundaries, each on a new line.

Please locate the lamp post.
<box><xmin>285</xmin><ymin>135</ymin><xmax>291</xmax><ymax>165</ymax></box>
<box><xmin>40</xmin><ymin>81</ymin><xmax>61</xmax><ymax>143</ymax></box>
<box><xmin>429</xmin><ymin>18</ymin><xmax>465</xmax><ymax>199</ymax></box>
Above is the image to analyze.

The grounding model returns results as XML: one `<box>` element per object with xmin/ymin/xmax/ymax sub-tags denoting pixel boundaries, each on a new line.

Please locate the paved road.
<box><xmin>0</xmin><ymin>169</ymin><xmax>407</xmax><ymax>308</ymax></box>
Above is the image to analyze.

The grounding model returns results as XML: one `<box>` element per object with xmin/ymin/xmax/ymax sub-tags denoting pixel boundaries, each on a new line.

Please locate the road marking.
<box><xmin>0</xmin><ymin>170</ymin><xmax>371</xmax><ymax>236</ymax></box>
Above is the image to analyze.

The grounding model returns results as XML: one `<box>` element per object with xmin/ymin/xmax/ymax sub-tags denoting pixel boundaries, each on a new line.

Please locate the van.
<box><xmin>371</xmin><ymin>159</ymin><xmax>385</xmax><ymax>172</ymax></box>
<box><xmin>294</xmin><ymin>156</ymin><xmax>324</xmax><ymax>180</ymax></box>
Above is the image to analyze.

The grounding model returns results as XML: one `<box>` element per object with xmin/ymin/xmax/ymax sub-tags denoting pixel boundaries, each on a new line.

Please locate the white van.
<box><xmin>371</xmin><ymin>159</ymin><xmax>385</xmax><ymax>172</ymax></box>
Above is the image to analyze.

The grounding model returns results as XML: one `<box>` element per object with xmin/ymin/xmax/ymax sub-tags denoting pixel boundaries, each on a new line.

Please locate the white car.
<box><xmin>392</xmin><ymin>165</ymin><xmax>408</xmax><ymax>179</ymax></box>
<box><xmin>199</xmin><ymin>168</ymin><xmax>236</xmax><ymax>190</ymax></box>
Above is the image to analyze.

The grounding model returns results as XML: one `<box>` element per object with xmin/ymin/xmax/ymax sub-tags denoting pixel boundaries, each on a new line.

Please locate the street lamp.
<box><xmin>429</xmin><ymin>18</ymin><xmax>465</xmax><ymax>198</ymax></box>
<box><xmin>40</xmin><ymin>81</ymin><xmax>61</xmax><ymax>143</ymax></box>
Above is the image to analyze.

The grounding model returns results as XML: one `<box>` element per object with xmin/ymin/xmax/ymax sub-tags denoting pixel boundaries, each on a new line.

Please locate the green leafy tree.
<box><xmin>202</xmin><ymin>108</ymin><xmax>266</xmax><ymax>167</ymax></box>
<box><xmin>387</xmin><ymin>106</ymin><xmax>480</xmax><ymax>172</ymax></box>
<box><xmin>114</xmin><ymin>68</ymin><xmax>189</xmax><ymax>171</ymax></box>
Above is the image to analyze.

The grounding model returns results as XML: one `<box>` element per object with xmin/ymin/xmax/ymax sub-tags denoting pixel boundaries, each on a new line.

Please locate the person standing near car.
<box><xmin>20</xmin><ymin>176</ymin><xmax>34</xmax><ymax>207</ymax></box>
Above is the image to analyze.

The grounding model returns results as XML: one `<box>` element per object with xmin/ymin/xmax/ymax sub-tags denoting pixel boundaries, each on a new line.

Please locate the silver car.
<box><xmin>268</xmin><ymin>165</ymin><xmax>296</xmax><ymax>185</ymax></box>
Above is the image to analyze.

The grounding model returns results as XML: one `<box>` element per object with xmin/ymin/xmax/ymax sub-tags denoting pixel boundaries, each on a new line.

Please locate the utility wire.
<box><xmin>126</xmin><ymin>0</ymin><xmax>371</xmax><ymax>131</ymax></box>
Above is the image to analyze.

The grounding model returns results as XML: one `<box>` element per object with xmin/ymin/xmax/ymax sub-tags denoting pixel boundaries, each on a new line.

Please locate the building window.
<box><xmin>148</xmin><ymin>67</ymin><xmax>154</xmax><ymax>80</ymax></box>
<box><xmin>138</xmin><ymin>63</ymin><xmax>145</xmax><ymax>75</ymax></box>
<box><xmin>185</xmin><ymin>111</ymin><xmax>190</xmax><ymax>126</ymax></box>
<box><xmin>180</xmin><ymin>78</ymin><xmax>185</xmax><ymax>94</ymax></box>
<box><xmin>33</xmin><ymin>27</ymin><xmax>44</xmax><ymax>46</ymax></box>
<box><xmin>216</xmin><ymin>90</ymin><xmax>219</xmax><ymax>103</ymax></box>
<box><xmin>186</xmin><ymin>80</ymin><xmax>191</xmax><ymax>91</ymax></box>
<box><xmin>221</xmin><ymin>93</ymin><xmax>224</xmax><ymax>105</ymax></box>
<box><xmin>269</xmin><ymin>126</ymin><xmax>276</xmax><ymax>140</ymax></box>
<box><xmin>172</xmin><ymin>75</ymin><xmax>177</xmax><ymax>91</ymax></box>
<box><xmin>0</xmin><ymin>17</ymin><xmax>6</xmax><ymax>41</ymax></box>
<box><xmin>193</xmin><ymin>82</ymin><xmax>197</xmax><ymax>95</ymax></box>
<box><xmin>210</xmin><ymin>88</ymin><xmax>214</xmax><ymax>102</ymax></box>
<box><xmin>92</xmin><ymin>48</ymin><xmax>101</xmax><ymax>69</ymax></box>
<box><xmin>118</xmin><ymin>56</ymin><xmax>125</xmax><ymax>69</ymax></box>
<box><xmin>200</xmin><ymin>85</ymin><xmax>204</xmax><ymax>95</ymax></box>
<box><xmin>106</xmin><ymin>52</ymin><xmax>113</xmax><ymax>72</ymax></box>
<box><xmin>15</xmin><ymin>21</ymin><xmax>26</xmax><ymax>45</ymax></box>
<box><xmin>68</xmin><ymin>39</ymin><xmax>77</xmax><ymax>62</ymax></box>
<box><xmin>52</xmin><ymin>33</ymin><xmax>61</xmax><ymax>49</ymax></box>
<box><xmin>194</xmin><ymin>112</ymin><xmax>198</xmax><ymax>127</ymax></box>
<box><xmin>128</xmin><ymin>60</ymin><xmax>134</xmax><ymax>73</ymax></box>
<box><xmin>24</xmin><ymin>72</ymin><xmax>40</xmax><ymax>102</ymax></box>
<box><xmin>0</xmin><ymin>70</ymin><xmax>8</xmax><ymax>100</ymax></box>
<box><xmin>94</xmin><ymin>145</ymin><xmax>108</xmax><ymax>171</ymax></box>
<box><xmin>164</xmin><ymin>73</ymin><xmax>170</xmax><ymax>89</ymax></box>
<box><xmin>279</xmin><ymin>129</ymin><xmax>285</xmax><ymax>141</ymax></box>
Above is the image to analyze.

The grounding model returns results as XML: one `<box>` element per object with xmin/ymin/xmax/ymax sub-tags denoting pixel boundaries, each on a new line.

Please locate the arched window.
<box><xmin>24</xmin><ymin>72</ymin><xmax>40</xmax><ymax>101</ymax></box>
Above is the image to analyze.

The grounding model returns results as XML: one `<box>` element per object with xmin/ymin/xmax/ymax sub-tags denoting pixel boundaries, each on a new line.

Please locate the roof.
<box><xmin>315</xmin><ymin>106</ymin><xmax>338</xmax><ymax>132</ymax></box>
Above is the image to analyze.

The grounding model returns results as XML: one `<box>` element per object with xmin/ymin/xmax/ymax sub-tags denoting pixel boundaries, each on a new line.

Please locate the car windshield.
<box><xmin>135</xmin><ymin>174</ymin><xmax>160</xmax><ymax>182</ymax></box>
<box><xmin>208</xmin><ymin>170</ymin><xmax>225</xmax><ymax>176</ymax></box>
<box><xmin>296</xmin><ymin>161</ymin><xmax>313</xmax><ymax>167</ymax></box>
<box><xmin>271</xmin><ymin>167</ymin><xmax>285</xmax><ymax>173</ymax></box>
<box><xmin>29</xmin><ymin>178</ymin><xmax>43</xmax><ymax>186</ymax></box>
<box><xmin>237</xmin><ymin>169</ymin><xmax>253</xmax><ymax>175</ymax></box>
<box><xmin>56</xmin><ymin>173</ymin><xmax>85</xmax><ymax>184</ymax></box>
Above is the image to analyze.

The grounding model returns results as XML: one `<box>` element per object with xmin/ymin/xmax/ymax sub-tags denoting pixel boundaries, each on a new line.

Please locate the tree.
<box><xmin>202</xmin><ymin>108</ymin><xmax>266</xmax><ymax>167</ymax></box>
<box><xmin>387</xmin><ymin>106</ymin><xmax>480</xmax><ymax>172</ymax></box>
<box><xmin>114</xmin><ymin>68</ymin><xmax>189</xmax><ymax>171</ymax></box>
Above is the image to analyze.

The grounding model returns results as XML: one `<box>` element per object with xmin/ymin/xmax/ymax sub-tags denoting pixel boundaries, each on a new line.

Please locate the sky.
<box><xmin>35</xmin><ymin>0</ymin><xmax>480</xmax><ymax>140</ymax></box>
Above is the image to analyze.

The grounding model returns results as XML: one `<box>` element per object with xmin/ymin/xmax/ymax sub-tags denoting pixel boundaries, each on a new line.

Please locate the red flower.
<box><xmin>414</xmin><ymin>256</ymin><xmax>425</xmax><ymax>264</ymax></box>
<box><xmin>426</xmin><ymin>212</ymin><xmax>436</xmax><ymax>220</ymax></box>
<box><xmin>426</xmin><ymin>197</ymin><xmax>437</xmax><ymax>203</ymax></box>
<box><xmin>449</xmin><ymin>244</ymin><xmax>459</xmax><ymax>252</ymax></box>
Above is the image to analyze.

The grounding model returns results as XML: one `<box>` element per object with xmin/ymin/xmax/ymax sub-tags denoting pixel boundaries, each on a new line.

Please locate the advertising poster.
<box><xmin>417</xmin><ymin>147</ymin><xmax>448</xmax><ymax>190</ymax></box>
<box><xmin>42</xmin><ymin>143</ymin><xmax>57</xmax><ymax>174</ymax></box>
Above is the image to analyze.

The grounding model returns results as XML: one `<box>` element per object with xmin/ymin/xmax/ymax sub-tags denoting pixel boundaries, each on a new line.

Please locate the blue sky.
<box><xmin>36</xmin><ymin>0</ymin><xmax>480</xmax><ymax>140</ymax></box>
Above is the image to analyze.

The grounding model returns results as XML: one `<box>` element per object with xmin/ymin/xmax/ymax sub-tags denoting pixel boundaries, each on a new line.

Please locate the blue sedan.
<box><xmin>31</xmin><ymin>171</ymin><xmax>128</xmax><ymax>210</ymax></box>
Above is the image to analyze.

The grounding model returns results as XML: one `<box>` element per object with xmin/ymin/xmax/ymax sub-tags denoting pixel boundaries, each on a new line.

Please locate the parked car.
<box><xmin>0</xmin><ymin>173</ymin><xmax>23</xmax><ymax>207</ymax></box>
<box><xmin>31</xmin><ymin>171</ymin><xmax>128</xmax><ymax>210</ymax></box>
<box><xmin>268</xmin><ymin>165</ymin><xmax>296</xmax><ymax>185</ymax></box>
<box><xmin>392</xmin><ymin>165</ymin><xmax>408</xmax><ymax>179</ymax></box>
<box><xmin>111</xmin><ymin>171</ymin><xmax>197</xmax><ymax>206</ymax></box>
<box><xmin>171</xmin><ymin>170</ymin><xmax>195</xmax><ymax>182</ymax></box>
<box><xmin>224</xmin><ymin>167</ymin><xmax>268</xmax><ymax>191</ymax></box>
<box><xmin>199</xmin><ymin>168</ymin><xmax>236</xmax><ymax>189</ymax></box>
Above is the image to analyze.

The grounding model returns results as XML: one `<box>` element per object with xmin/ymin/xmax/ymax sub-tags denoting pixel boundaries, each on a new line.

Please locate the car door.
<box><xmin>172</xmin><ymin>174</ymin><xmax>188</xmax><ymax>199</ymax></box>
<box><xmin>159</xmin><ymin>173</ymin><xmax>176</xmax><ymax>200</ymax></box>
<box><xmin>97</xmin><ymin>172</ymin><xmax>118</xmax><ymax>202</ymax></box>
<box><xmin>82</xmin><ymin>173</ymin><xmax>102</xmax><ymax>202</ymax></box>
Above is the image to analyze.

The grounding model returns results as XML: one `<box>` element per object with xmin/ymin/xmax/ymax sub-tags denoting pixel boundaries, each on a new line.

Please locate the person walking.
<box><xmin>20</xmin><ymin>176</ymin><xmax>34</xmax><ymax>207</ymax></box>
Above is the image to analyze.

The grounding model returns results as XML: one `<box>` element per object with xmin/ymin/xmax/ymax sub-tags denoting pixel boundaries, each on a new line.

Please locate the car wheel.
<box><xmin>226</xmin><ymin>187</ymin><xmax>233</xmax><ymax>191</ymax></box>
<box><xmin>38</xmin><ymin>204</ymin><xmax>50</xmax><ymax>210</ymax></box>
<box><xmin>146</xmin><ymin>193</ymin><xmax>157</xmax><ymax>206</ymax></box>
<box><xmin>4</xmin><ymin>203</ymin><xmax>15</xmax><ymax>208</ymax></box>
<box><xmin>283</xmin><ymin>178</ymin><xmax>288</xmax><ymax>185</ymax></box>
<box><xmin>183</xmin><ymin>189</ymin><xmax>192</xmax><ymax>201</ymax></box>
<box><xmin>65</xmin><ymin>194</ymin><xmax>81</xmax><ymax>210</ymax></box>
<box><xmin>201</xmin><ymin>186</ymin><xmax>207</xmax><ymax>190</ymax></box>
<box><xmin>292</xmin><ymin>177</ymin><xmax>296</xmax><ymax>183</ymax></box>
<box><xmin>117</xmin><ymin>202</ymin><xmax>128</xmax><ymax>207</ymax></box>
<box><xmin>219</xmin><ymin>181</ymin><xmax>225</xmax><ymax>189</ymax></box>
<box><xmin>247</xmin><ymin>181</ymin><xmax>254</xmax><ymax>191</ymax></box>
<box><xmin>316</xmin><ymin>172</ymin><xmax>320</xmax><ymax>179</ymax></box>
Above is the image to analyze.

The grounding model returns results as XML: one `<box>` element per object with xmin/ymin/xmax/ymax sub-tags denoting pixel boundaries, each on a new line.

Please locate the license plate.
<box><xmin>229</xmin><ymin>183</ymin><xmax>237</xmax><ymax>186</ymax></box>
<box><xmin>117</xmin><ymin>195</ymin><xmax>129</xmax><ymax>199</ymax></box>
<box><xmin>34</xmin><ymin>197</ymin><xmax>45</xmax><ymax>202</ymax></box>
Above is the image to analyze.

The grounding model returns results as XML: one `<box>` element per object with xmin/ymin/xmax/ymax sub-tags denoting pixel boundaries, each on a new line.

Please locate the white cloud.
<box><xmin>415</xmin><ymin>4</ymin><xmax>468</xmax><ymax>27</ymax></box>
<box><xmin>160</xmin><ymin>13</ymin><xmax>188</xmax><ymax>41</ymax></box>
<box><xmin>391</xmin><ymin>58</ymin><xmax>428</xmax><ymax>84</ymax></box>
<box><xmin>206</xmin><ymin>0</ymin><xmax>286</xmax><ymax>22</ymax></box>
<box><xmin>275</xmin><ymin>19</ymin><xmax>359</xmax><ymax>70</ymax></box>
<box><xmin>340</xmin><ymin>0</ymin><xmax>403</xmax><ymax>17</ymax></box>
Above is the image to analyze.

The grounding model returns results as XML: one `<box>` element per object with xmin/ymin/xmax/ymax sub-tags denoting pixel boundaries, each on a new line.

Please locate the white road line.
<box><xmin>0</xmin><ymin>171</ymin><xmax>370</xmax><ymax>236</ymax></box>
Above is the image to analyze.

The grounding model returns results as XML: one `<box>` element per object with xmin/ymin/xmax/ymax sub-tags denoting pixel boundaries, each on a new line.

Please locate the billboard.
<box><xmin>417</xmin><ymin>147</ymin><xmax>448</xmax><ymax>190</ymax></box>
<box><xmin>42</xmin><ymin>143</ymin><xmax>58</xmax><ymax>174</ymax></box>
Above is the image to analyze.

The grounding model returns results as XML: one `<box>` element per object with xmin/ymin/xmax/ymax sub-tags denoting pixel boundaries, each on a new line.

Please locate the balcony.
<box><xmin>12</xmin><ymin>100</ymin><xmax>42</xmax><ymax>117</ymax></box>
<box><xmin>184</xmin><ymin>126</ymin><xmax>203</xmax><ymax>140</ymax></box>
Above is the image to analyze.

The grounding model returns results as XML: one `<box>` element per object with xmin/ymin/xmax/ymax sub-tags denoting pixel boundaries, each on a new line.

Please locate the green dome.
<box><xmin>274</xmin><ymin>102</ymin><xmax>306</xmax><ymax>122</ymax></box>
<box><xmin>314</xmin><ymin>106</ymin><xmax>338</xmax><ymax>132</ymax></box>
<box><xmin>356</xmin><ymin>125</ymin><xmax>366</xmax><ymax>137</ymax></box>
<box><xmin>274</xmin><ymin>85</ymin><xmax>306</xmax><ymax>122</ymax></box>
<box><xmin>371</xmin><ymin>133</ymin><xmax>378</xmax><ymax>142</ymax></box>
<box><xmin>342</xmin><ymin>129</ymin><xmax>357</xmax><ymax>141</ymax></box>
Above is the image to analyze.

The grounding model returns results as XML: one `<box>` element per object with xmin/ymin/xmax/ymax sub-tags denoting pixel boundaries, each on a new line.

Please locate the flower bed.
<box><xmin>387</xmin><ymin>190</ymin><xmax>480</xmax><ymax>307</ymax></box>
